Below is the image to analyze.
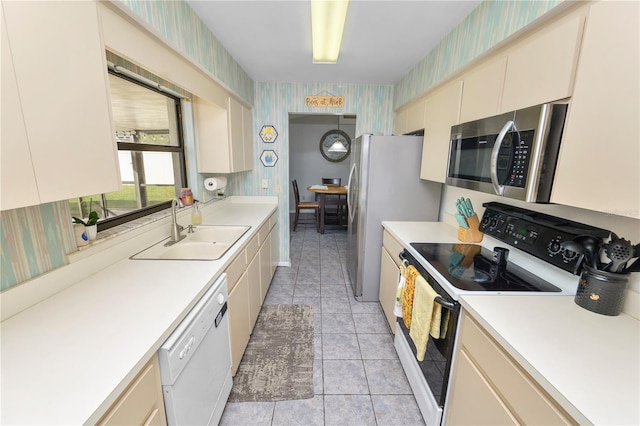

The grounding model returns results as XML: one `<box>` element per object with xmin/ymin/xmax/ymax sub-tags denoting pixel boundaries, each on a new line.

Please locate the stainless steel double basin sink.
<box><xmin>131</xmin><ymin>225</ymin><xmax>251</xmax><ymax>260</ymax></box>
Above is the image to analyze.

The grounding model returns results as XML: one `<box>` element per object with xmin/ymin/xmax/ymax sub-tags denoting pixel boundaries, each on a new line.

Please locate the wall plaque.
<box><xmin>305</xmin><ymin>96</ymin><xmax>344</xmax><ymax>108</ymax></box>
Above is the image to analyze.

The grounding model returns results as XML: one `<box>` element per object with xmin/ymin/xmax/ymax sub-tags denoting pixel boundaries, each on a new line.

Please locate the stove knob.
<box><xmin>547</xmin><ymin>239</ymin><xmax>562</xmax><ymax>256</ymax></box>
<box><xmin>562</xmin><ymin>249</ymin><xmax>578</xmax><ymax>263</ymax></box>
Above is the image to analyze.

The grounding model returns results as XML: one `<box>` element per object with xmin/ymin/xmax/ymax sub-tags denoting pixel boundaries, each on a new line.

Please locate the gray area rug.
<box><xmin>228</xmin><ymin>304</ymin><xmax>314</xmax><ymax>402</ymax></box>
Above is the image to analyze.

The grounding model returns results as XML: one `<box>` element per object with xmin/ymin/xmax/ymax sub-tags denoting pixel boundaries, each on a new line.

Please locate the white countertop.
<box><xmin>383</xmin><ymin>220</ymin><xmax>640</xmax><ymax>425</ymax></box>
<box><xmin>461</xmin><ymin>295</ymin><xmax>640</xmax><ymax>426</ymax></box>
<box><xmin>0</xmin><ymin>197</ymin><xmax>277</xmax><ymax>425</ymax></box>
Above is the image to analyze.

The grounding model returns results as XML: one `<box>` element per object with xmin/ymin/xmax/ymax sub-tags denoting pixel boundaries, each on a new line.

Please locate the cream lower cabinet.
<box><xmin>420</xmin><ymin>79</ymin><xmax>463</xmax><ymax>183</ymax></box>
<box><xmin>227</xmin><ymin>210</ymin><xmax>278</xmax><ymax>374</ymax></box>
<box><xmin>98</xmin><ymin>354</ymin><xmax>167</xmax><ymax>426</ymax></box>
<box><xmin>1</xmin><ymin>1</ymin><xmax>120</xmax><ymax>210</ymax></box>
<box><xmin>378</xmin><ymin>230</ymin><xmax>405</xmax><ymax>334</ymax></box>
<box><xmin>551</xmin><ymin>1</ymin><xmax>639</xmax><ymax>219</ymax></box>
<box><xmin>446</xmin><ymin>311</ymin><xmax>575</xmax><ymax>425</ymax></box>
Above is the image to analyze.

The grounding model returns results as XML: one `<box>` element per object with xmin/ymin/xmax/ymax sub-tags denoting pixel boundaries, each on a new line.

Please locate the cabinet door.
<box><xmin>0</xmin><ymin>6</ymin><xmax>39</xmax><ymax>210</ymax></box>
<box><xmin>194</xmin><ymin>97</ymin><xmax>231</xmax><ymax>173</ymax></box>
<box><xmin>551</xmin><ymin>1</ymin><xmax>640</xmax><ymax>219</ymax></box>
<box><xmin>98</xmin><ymin>354</ymin><xmax>167</xmax><ymax>426</ymax></box>
<box><xmin>228</xmin><ymin>96</ymin><xmax>245</xmax><ymax>171</ymax></box>
<box><xmin>446</xmin><ymin>350</ymin><xmax>518</xmax><ymax>426</ymax></box>
<box><xmin>501</xmin><ymin>13</ymin><xmax>585</xmax><ymax>112</ymax></box>
<box><xmin>406</xmin><ymin>99</ymin><xmax>426</xmax><ymax>134</ymax></box>
<box><xmin>3</xmin><ymin>1</ymin><xmax>120</xmax><ymax>203</ymax></box>
<box><xmin>459</xmin><ymin>57</ymin><xmax>507</xmax><ymax>123</ymax></box>
<box><xmin>394</xmin><ymin>109</ymin><xmax>408</xmax><ymax>135</ymax></box>
<box><xmin>259</xmin><ymin>233</ymin><xmax>272</xmax><ymax>303</ymax></box>
<box><xmin>247</xmin><ymin>252</ymin><xmax>261</xmax><ymax>330</ymax></box>
<box><xmin>242</xmin><ymin>104</ymin><xmax>254</xmax><ymax>171</ymax></box>
<box><xmin>379</xmin><ymin>247</ymin><xmax>400</xmax><ymax>334</ymax></box>
<box><xmin>228</xmin><ymin>272</ymin><xmax>250</xmax><ymax>375</ymax></box>
<box><xmin>420</xmin><ymin>80</ymin><xmax>462</xmax><ymax>183</ymax></box>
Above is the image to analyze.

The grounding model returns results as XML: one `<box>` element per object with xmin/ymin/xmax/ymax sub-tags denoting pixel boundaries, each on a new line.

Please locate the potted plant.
<box><xmin>73</xmin><ymin>201</ymin><xmax>100</xmax><ymax>241</ymax></box>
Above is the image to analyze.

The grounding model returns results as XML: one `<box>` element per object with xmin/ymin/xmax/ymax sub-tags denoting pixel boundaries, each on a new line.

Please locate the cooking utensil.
<box><xmin>573</xmin><ymin>235</ymin><xmax>602</xmax><ymax>269</ymax></box>
<box><xmin>605</xmin><ymin>236</ymin><xmax>633</xmax><ymax>273</ymax></box>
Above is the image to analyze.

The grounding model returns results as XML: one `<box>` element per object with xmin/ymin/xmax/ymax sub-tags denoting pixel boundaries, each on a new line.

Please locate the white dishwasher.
<box><xmin>158</xmin><ymin>273</ymin><xmax>232</xmax><ymax>425</ymax></box>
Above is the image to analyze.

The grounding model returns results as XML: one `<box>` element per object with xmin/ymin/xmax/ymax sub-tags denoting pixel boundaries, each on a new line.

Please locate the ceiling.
<box><xmin>186</xmin><ymin>0</ymin><xmax>482</xmax><ymax>85</ymax></box>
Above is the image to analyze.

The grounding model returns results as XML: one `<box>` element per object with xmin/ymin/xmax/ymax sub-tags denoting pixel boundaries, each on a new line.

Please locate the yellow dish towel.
<box><xmin>401</xmin><ymin>265</ymin><xmax>419</xmax><ymax>329</ymax></box>
<box><xmin>409</xmin><ymin>275</ymin><xmax>439</xmax><ymax>361</ymax></box>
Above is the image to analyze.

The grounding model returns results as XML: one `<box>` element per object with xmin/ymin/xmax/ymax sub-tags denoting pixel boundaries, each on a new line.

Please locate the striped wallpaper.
<box><xmin>1</xmin><ymin>0</ymin><xmax>563</xmax><ymax>290</ymax></box>
<box><xmin>394</xmin><ymin>0</ymin><xmax>565</xmax><ymax>108</ymax></box>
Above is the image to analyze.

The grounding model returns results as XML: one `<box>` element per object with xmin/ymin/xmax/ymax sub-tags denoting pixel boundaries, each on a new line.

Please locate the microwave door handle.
<box><xmin>490</xmin><ymin>120</ymin><xmax>516</xmax><ymax>196</ymax></box>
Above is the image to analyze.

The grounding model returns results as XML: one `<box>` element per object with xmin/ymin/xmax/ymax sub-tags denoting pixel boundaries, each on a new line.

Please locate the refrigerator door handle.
<box><xmin>347</xmin><ymin>162</ymin><xmax>356</xmax><ymax>223</ymax></box>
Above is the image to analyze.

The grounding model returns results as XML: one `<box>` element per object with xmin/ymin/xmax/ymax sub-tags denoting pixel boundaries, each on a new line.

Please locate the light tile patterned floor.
<box><xmin>220</xmin><ymin>219</ymin><xmax>425</xmax><ymax>426</ymax></box>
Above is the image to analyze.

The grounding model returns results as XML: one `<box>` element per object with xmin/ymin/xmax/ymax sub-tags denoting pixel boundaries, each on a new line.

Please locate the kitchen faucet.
<box><xmin>165</xmin><ymin>198</ymin><xmax>186</xmax><ymax>246</ymax></box>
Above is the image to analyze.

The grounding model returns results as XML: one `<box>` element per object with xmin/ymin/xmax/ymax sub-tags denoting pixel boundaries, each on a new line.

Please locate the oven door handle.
<box><xmin>434</xmin><ymin>296</ymin><xmax>456</xmax><ymax>311</ymax></box>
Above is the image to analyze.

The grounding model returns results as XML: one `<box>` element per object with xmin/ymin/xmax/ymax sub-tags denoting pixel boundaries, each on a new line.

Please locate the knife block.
<box><xmin>457</xmin><ymin>214</ymin><xmax>484</xmax><ymax>243</ymax></box>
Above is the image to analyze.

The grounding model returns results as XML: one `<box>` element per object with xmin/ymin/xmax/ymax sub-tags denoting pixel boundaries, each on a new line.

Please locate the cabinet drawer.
<box><xmin>98</xmin><ymin>354</ymin><xmax>165</xmax><ymax>426</ymax></box>
<box><xmin>382</xmin><ymin>230</ymin><xmax>404</xmax><ymax>268</ymax></box>
<box><xmin>246</xmin><ymin>234</ymin><xmax>259</xmax><ymax>262</ymax></box>
<box><xmin>461</xmin><ymin>316</ymin><xmax>573</xmax><ymax>425</ymax></box>
<box><xmin>226</xmin><ymin>249</ymin><xmax>247</xmax><ymax>291</ymax></box>
<box><xmin>258</xmin><ymin>223</ymin><xmax>269</xmax><ymax>246</ymax></box>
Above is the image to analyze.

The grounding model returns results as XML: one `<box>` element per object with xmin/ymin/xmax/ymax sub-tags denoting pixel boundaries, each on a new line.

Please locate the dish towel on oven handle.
<box><xmin>409</xmin><ymin>274</ymin><xmax>440</xmax><ymax>362</ymax></box>
<box><xmin>401</xmin><ymin>265</ymin><xmax>420</xmax><ymax>329</ymax></box>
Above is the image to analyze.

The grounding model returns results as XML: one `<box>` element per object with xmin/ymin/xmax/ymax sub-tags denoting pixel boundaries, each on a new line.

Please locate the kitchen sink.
<box><xmin>131</xmin><ymin>225</ymin><xmax>251</xmax><ymax>260</ymax></box>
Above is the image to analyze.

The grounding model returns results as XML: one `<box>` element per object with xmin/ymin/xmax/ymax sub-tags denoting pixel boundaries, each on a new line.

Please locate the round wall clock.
<box><xmin>319</xmin><ymin>129</ymin><xmax>351</xmax><ymax>162</ymax></box>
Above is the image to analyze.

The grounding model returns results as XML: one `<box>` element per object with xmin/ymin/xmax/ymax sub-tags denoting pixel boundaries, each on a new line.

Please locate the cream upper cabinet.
<box><xmin>394</xmin><ymin>109</ymin><xmax>408</xmax><ymax>135</ymax></box>
<box><xmin>501</xmin><ymin>12</ymin><xmax>585</xmax><ymax>112</ymax></box>
<box><xmin>0</xmin><ymin>6</ymin><xmax>39</xmax><ymax>211</ymax></box>
<box><xmin>1</xmin><ymin>1</ymin><xmax>120</xmax><ymax>210</ymax></box>
<box><xmin>194</xmin><ymin>96</ymin><xmax>253</xmax><ymax>173</ymax></box>
<box><xmin>459</xmin><ymin>57</ymin><xmax>507</xmax><ymax>123</ymax></box>
<box><xmin>420</xmin><ymin>80</ymin><xmax>462</xmax><ymax>183</ymax></box>
<box><xmin>551</xmin><ymin>1</ymin><xmax>640</xmax><ymax>219</ymax></box>
<box><xmin>406</xmin><ymin>99</ymin><xmax>427</xmax><ymax>134</ymax></box>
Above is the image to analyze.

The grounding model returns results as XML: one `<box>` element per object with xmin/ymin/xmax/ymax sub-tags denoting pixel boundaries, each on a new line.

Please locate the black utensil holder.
<box><xmin>575</xmin><ymin>266</ymin><xmax>628</xmax><ymax>316</ymax></box>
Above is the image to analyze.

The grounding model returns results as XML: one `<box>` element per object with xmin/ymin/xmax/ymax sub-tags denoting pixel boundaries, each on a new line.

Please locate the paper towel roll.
<box><xmin>204</xmin><ymin>177</ymin><xmax>227</xmax><ymax>191</ymax></box>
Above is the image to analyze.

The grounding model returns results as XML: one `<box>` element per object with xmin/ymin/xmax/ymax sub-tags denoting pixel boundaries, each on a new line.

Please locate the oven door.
<box><xmin>394</xmin><ymin>251</ymin><xmax>460</xmax><ymax>425</ymax></box>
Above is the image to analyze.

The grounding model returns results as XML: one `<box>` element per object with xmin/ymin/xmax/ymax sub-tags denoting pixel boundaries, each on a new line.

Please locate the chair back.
<box><xmin>322</xmin><ymin>177</ymin><xmax>341</xmax><ymax>186</ymax></box>
<box><xmin>292</xmin><ymin>180</ymin><xmax>301</xmax><ymax>204</ymax></box>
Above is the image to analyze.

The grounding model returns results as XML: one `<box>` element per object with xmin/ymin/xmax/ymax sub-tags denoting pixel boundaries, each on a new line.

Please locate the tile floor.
<box><xmin>219</xmin><ymin>218</ymin><xmax>425</xmax><ymax>425</ymax></box>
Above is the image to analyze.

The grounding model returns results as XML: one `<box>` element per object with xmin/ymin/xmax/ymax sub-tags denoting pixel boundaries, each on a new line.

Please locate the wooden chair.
<box><xmin>322</xmin><ymin>177</ymin><xmax>345</xmax><ymax>225</ymax></box>
<box><xmin>292</xmin><ymin>180</ymin><xmax>319</xmax><ymax>232</ymax></box>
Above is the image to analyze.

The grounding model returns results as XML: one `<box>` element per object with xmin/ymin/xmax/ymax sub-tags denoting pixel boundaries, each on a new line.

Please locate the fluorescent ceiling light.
<box><xmin>311</xmin><ymin>0</ymin><xmax>349</xmax><ymax>63</ymax></box>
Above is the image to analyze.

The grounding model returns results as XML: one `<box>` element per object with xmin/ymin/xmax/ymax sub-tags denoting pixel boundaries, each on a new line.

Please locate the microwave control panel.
<box><xmin>501</xmin><ymin>130</ymin><xmax>534</xmax><ymax>188</ymax></box>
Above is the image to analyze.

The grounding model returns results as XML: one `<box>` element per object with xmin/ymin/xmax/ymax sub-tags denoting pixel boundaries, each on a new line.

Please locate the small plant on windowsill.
<box><xmin>73</xmin><ymin>200</ymin><xmax>100</xmax><ymax>241</ymax></box>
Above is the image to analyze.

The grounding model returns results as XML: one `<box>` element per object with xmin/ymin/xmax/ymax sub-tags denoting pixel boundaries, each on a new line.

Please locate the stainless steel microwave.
<box><xmin>446</xmin><ymin>102</ymin><xmax>568</xmax><ymax>202</ymax></box>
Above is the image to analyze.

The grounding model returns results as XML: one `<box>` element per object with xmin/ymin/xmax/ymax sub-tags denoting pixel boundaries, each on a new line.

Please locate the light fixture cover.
<box><xmin>328</xmin><ymin>139</ymin><xmax>348</xmax><ymax>153</ymax></box>
<box><xmin>311</xmin><ymin>0</ymin><xmax>349</xmax><ymax>63</ymax></box>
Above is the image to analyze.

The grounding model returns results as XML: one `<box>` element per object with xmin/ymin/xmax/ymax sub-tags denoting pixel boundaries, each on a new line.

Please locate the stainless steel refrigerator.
<box><xmin>346</xmin><ymin>134</ymin><xmax>442</xmax><ymax>301</ymax></box>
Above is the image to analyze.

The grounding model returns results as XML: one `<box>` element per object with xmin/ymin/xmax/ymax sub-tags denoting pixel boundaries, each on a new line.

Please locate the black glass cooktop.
<box><xmin>410</xmin><ymin>243</ymin><xmax>561</xmax><ymax>292</ymax></box>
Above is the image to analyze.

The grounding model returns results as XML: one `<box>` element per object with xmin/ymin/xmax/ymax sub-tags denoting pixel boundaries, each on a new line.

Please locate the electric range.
<box><xmin>394</xmin><ymin>202</ymin><xmax>612</xmax><ymax>426</ymax></box>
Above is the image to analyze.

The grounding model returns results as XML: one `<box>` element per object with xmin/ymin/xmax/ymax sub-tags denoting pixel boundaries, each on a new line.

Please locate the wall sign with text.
<box><xmin>305</xmin><ymin>96</ymin><xmax>344</xmax><ymax>108</ymax></box>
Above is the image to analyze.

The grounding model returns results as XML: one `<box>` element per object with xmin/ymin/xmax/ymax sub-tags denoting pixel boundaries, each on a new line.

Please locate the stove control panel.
<box><xmin>479</xmin><ymin>202</ymin><xmax>610</xmax><ymax>275</ymax></box>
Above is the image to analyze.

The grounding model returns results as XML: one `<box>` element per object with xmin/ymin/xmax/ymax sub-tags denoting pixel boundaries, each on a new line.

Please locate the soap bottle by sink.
<box><xmin>191</xmin><ymin>200</ymin><xmax>202</xmax><ymax>225</ymax></box>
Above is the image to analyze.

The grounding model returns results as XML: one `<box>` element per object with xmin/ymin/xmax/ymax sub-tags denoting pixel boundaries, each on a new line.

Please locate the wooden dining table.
<box><xmin>307</xmin><ymin>185</ymin><xmax>348</xmax><ymax>234</ymax></box>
